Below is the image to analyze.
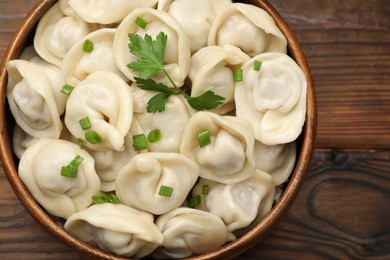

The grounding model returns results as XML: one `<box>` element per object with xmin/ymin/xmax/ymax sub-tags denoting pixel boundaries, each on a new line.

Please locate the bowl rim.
<box><xmin>0</xmin><ymin>0</ymin><xmax>317</xmax><ymax>259</ymax></box>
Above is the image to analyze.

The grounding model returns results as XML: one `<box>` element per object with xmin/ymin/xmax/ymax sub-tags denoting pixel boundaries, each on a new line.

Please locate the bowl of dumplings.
<box><xmin>0</xmin><ymin>0</ymin><xmax>316</xmax><ymax>259</ymax></box>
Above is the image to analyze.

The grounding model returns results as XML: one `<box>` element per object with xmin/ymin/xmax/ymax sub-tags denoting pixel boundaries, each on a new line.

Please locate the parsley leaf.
<box><xmin>147</xmin><ymin>93</ymin><xmax>171</xmax><ymax>113</ymax></box>
<box><xmin>127</xmin><ymin>32</ymin><xmax>226</xmax><ymax>113</ymax></box>
<box><xmin>134</xmin><ymin>77</ymin><xmax>173</xmax><ymax>94</ymax></box>
<box><xmin>127</xmin><ymin>32</ymin><xmax>167</xmax><ymax>78</ymax></box>
<box><xmin>184</xmin><ymin>91</ymin><xmax>225</xmax><ymax>111</ymax></box>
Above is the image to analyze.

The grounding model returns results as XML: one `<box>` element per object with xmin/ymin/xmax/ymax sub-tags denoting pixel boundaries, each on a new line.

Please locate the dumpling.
<box><xmin>6</xmin><ymin>59</ymin><xmax>66</xmax><ymax>139</ymax></box>
<box><xmin>208</xmin><ymin>3</ymin><xmax>287</xmax><ymax>56</ymax></box>
<box><xmin>12</xmin><ymin>125</ymin><xmax>39</xmax><ymax>159</ymax></box>
<box><xmin>191</xmin><ymin>170</ymin><xmax>275</xmax><ymax>232</ymax></box>
<box><xmin>68</xmin><ymin>0</ymin><xmax>159</xmax><ymax>24</ymax></box>
<box><xmin>115</xmin><ymin>153</ymin><xmax>199</xmax><ymax>215</ymax></box>
<box><xmin>34</xmin><ymin>1</ymin><xmax>97</xmax><ymax>66</ymax></box>
<box><xmin>64</xmin><ymin>203</ymin><xmax>164</xmax><ymax>258</ymax></box>
<box><xmin>235</xmin><ymin>52</ymin><xmax>307</xmax><ymax>145</ymax></box>
<box><xmin>88</xmin><ymin>125</ymin><xmax>138</xmax><ymax>192</ymax></box>
<box><xmin>18</xmin><ymin>138</ymin><xmax>100</xmax><ymax>219</ymax></box>
<box><xmin>157</xmin><ymin>0</ymin><xmax>232</xmax><ymax>53</ymax></box>
<box><xmin>189</xmin><ymin>45</ymin><xmax>250</xmax><ymax>114</ymax></box>
<box><xmin>180</xmin><ymin>111</ymin><xmax>255</xmax><ymax>184</ymax></box>
<box><xmin>254</xmin><ymin>141</ymin><xmax>296</xmax><ymax>186</ymax></box>
<box><xmin>113</xmin><ymin>7</ymin><xmax>190</xmax><ymax>88</ymax></box>
<box><xmin>62</xmin><ymin>28</ymin><xmax>128</xmax><ymax>86</ymax></box>
<box><xmin>153</xmin><ymin>207</ymin><xmax>232</xmax><ymax>259</ymax></box>
<box><xmin>64</xmin><ymin>71</ymin><xmax>133</xmax><ymax>152</ymax></box>
<box><xmin>132</xmin><ymin>86</ymin><xmax>190</xmax><ymax>152</ymax></box>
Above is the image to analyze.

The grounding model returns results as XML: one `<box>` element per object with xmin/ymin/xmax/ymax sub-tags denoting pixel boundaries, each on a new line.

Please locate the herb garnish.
<box><xmin>127</xmin><ymin>32</ymin><xmax>225</xmax><ymax>113</ymax></box>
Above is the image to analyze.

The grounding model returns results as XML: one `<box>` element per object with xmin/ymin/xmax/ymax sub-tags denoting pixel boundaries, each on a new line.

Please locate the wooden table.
<box><xmin>0</xmin><ymin>0</ymin><xmax>389</xmax><ymax>259</ymax></box>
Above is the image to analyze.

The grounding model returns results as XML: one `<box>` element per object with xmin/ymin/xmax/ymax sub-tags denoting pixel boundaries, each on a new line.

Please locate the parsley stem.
<box><xmin>162</xmin><ymin>68</ymin><xmax>182</xmax><ymax>93</ymax></box>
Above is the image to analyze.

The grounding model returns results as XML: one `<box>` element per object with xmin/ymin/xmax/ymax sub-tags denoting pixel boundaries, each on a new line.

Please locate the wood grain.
<box><xmin>241</xmin><ymin>149</ymin><xmax>390</xmax><ymax>259</ymax></box>
<box><xmin>0</xmin><ymin>0</ymin><xmax>389</xmax><ymax>259</ymax></box>
<box><xmin>271</xmin><ymin>0</ymin><xmax>390</xmax><ymax>149</ymax></box>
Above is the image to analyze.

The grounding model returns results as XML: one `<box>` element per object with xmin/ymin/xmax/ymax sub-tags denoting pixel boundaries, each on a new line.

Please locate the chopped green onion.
<box><xmin>188</xmin><ymin>195</ymin><xmax>201</xmax><ymax>208</ymax></box>
<box><xmin>92</xmin><ymin>193</ymin><xmax>121</xmax><ymax>204</ymax></box>
<box><xmin>61</xmin><ymin>84</ymin><xmax>74</xmax><ymax>96</ymax></box>
<box><xmin>107</xmin><ymin>194</ymin><xmax>121</xmax><ymax>204</ymax></box>
<box><xmin>202</xmin><ymin>185</ymin><xmax>209</xmax><ymax>195</ymax></box>
<box><xmin>61</xmin><ymin>155</ymin><xmax>84</xmax><ymax>178</ymax></box>
<box><xmin>68</xmin><ymin>155</ymin><xmax>84</xmax><ymax>168</ymax></box>
<box><xmin>79</xmin><ymin>116</ymin><xmax>92</xmax><ymax>130</ymax></box>
<box><xmin>76</xmin><ymin>138</ymin><xmax>85</xmax><ymax>149</ymax></box>
<box><xmin>159</xmin><ymin>185</ymin><xmax>173</xmax><ymax>197</ymax></box>
<box><xmin>253</xmin><ymin>60</ymin><xmax>262</xmax><ymax>71</ymax></box>
<box><xmin>85</xmin><ymin>131</ymin><xmax>103</xmax><ymax>144</ymax></box>
<box><xmin>135</xmin><ymin>16</ymin><xmax>148</xmax><ymax>29</ymax></box>
<box><xmin>92</xmin><ymin>194</ymin><xmax>109</xmax><ymax>204</ymax></box>
<box><xmin>61</xmin><ymin>166</ymin><xmax>78</xmax><ymax>178</ymax></box>
<box><xmin>133</xmin><ymin>134</ymin><xmax>148</xmax><ymax>150</ymax></box>
<box><xmin>233</xmin><ymin>68</ymin><xmax>243</xmax><ymax>82</ymax></box>
<box><xmin>83</xmin><ymin>39</ymin><xmax>94</xmax><ymax>53</ymax></box>
<box><xmin>198</xmin><ymin>129</ymin><xmax>211</xmax><ymax>148</ymax></box>
<box><xmin>147</xmin><ymin>129</ymin><xmax>161</xmax><ymax>143</ymax></box>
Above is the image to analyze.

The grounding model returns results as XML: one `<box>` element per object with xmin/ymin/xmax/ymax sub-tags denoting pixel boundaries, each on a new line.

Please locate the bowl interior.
<box><xmin>0</xmin><ymin>0</ymin><xmax>316</xmax><ymax>259</ymax></box>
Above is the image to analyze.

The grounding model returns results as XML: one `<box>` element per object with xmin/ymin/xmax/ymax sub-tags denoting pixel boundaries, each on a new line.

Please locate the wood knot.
<box><xmin>331</xmin><ymin>150</ymin><xmax>349</xmax><ymax>165</ymax></box>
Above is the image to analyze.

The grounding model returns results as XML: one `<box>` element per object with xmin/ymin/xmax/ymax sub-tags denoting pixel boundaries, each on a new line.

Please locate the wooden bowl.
<box><xmin>0</xmin><ymin>0</ymin><xmax>317</xmax><ymax>259</ymax></box>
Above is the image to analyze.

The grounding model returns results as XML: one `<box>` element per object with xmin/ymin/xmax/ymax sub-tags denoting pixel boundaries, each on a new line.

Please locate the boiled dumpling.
<box><xmin>235</xmin><ymin>52</ymin><xmax>307</xmax><ymax>145</ymax></box>
<box><xmin>208</xmin><ymin>3</ymin><xmax>287</xmax><ymax>56</ymax></box>
<box><xmin>157</xmin><ymin>0</ymin><xmax>232</xmax><ymax>53</ymax></box>
<box><xmin>115</xmin><ymin>153</ymin><xmax>199</xmax><ymax>215</ymax></box>
<box><xmin>189</xmin><ymin>44</ymin><xmax>250</xmax><ymax>114</ymax></box>
<box><xmin>68</xmin><ymin>0</ymin><xmax>159</xmax><ymax>24</ymax></box>
<box><xmin>18</xmin><ymin>138</ymin><xmax>100</xmax><ymax>219</ymax></box>
<box><xmin>6</xmin><ymin>59</ymin><xmax>66</xmax><ymax>139</ymax></box>
<box><xmin>34</xmin><ymin>1</ymin><xmax>97</xmax><ymax>66</ymax></box>
<box><xmin>62</xmin><ymin>28</ymin><xmax>127</xmax><ymax>86</ymax></box>
<box><xmin>64</xmin><ymin>71</ymin><xmax>133</xmax><ymax>152</ymax></box>
<box><xmin>113</xmin><ymin>7</ymin><xmax>190</xmax><ymax>88</ymax></box>
<box><xmin>132</xmin><ymin>86</ymin><xmax>191</xmax><ymax>152</ymax></box>
<box><xmin>191</xmin><ymin>170</ymin><xmax>275</xmax><ymax>232</ymax></box>
<box><xmin>180</xmin><ymin>111</ymin><xmax>255</xmax><ymax>184</ymax></box>
<box><xmin>64</xmin><ymin>203</ymin><xmax>164</xmax><ymax>258</ymax></box>
<box><xmin>12</xmin><ymin>125</ymin><xmax>39</xmax><ymax>159</ymax></box>
<box><xmin>254</xmin><ymin>141</ymin><xmax>296</xmax><ymax>186</ymax></box>
<box><xmin>87</xmin><ymin>119</ymin><xmax>141</xmax><ymax>192</ymax></box>
<box><xmin>153</xmin><ymin>207</ymin><xmax>232</xmax><ymax>258</ymax></box>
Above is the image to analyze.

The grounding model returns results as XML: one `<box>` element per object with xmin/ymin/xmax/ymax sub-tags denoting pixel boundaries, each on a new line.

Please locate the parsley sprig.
<box><xmin>127</xmin><ymin>32</ymin><xmax>225</xmax><ymax>113</ymax></box>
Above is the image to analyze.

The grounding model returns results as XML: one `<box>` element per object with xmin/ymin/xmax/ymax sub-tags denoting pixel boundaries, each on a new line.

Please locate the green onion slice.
<box><xmin>68</xmin><ymin>155</ymin><xmax>84</xmax><ymax>168</ymax></box>
<box><xmin>198</xmin><ymin>129</ymin><xmax>211</xmax><ymax>148</ymax></box>
<box><xmin>135</xmin><ymin>16</ymin><xmax>148</xmax><ymax>29</ymax></box>
<box><xmin>202</xmin><ymin>185</ymin><xmax>209</xmax><ymax>195</ymax></box>
<box><xmin>159</xmin><ymin>185</ymin><xmax>173</xmax><ymax>197</ymax></box>
<box><xmin>61</xmin><ymin>84</ymin><xmax>74</xmax><ymax>96</ymax></box>
<box><xmin>253</xmin><ymin>60</ymin><xmax>262</xmax><ymax>71</ymax></box>
<box><xmin>107</xmin><ymin>194</ymin><xmax>121</xmax><ymax>204</ymax></box>
<box><xmin>92</xmin><ymin>194</ymin><xmax>121</xmax><ymax>204</ymax></box>
<box><xmin>61</xmin><ymin>166</ymin><xmax>78</xmax><ymax>178</ymax></box>
<box><xmin>61</xmin><ymin>155</ymin><xmax>84</xmax><ymax>178</ymax></box>
<box><xmin>147</xmin><ymin>129</ymin><xmax>161</xmax><ymax>143</ymax></box>
<box><xmin>133</xmin><ymin>134</ymin><xmax>148</xmax><ymax>150</ymax></box>
<box><xmin>92</xmin><ymin>194</ymin><xmax>109</xmax><ymax>204</ymax></box>
<box><xmin>83</xmin><ymin>39</ymin><xmax>94</xmax><ymax>53</ymax></box>
<box><xmin>79</xmin><ymin>116</ymin><xmax>92</xmax><ymax>130</ymax></box>
<box><xmin>233</xmin><ymin>68</ymin><xmax>243</xmax><ymax>82</ymax></box>
<box><xmin>85</xmin><ymin>131</ymin><xmax>103</xmax><ymax>144</ymax></box>
<box><xmin>76</xmin><ymin>138</ymin><xmax>85</xmax><ymax>149</ymax></box>
<box><xmin>189</xmin><ymin>195</ymin><xmax>201</xmax><ymax>208</ymax></box>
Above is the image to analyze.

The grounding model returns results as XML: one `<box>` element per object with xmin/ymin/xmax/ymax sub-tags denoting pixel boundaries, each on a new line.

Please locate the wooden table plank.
<box><xmin>271</xmin><ymin>0</ymin><xmax>390</xmax><ymax>149</ymax></box>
